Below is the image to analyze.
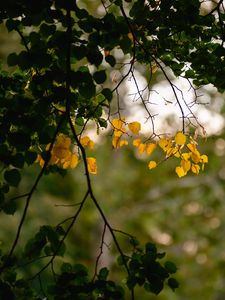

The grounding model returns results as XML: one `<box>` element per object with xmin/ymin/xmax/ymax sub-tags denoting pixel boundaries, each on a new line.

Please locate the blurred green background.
<box><xmin>1</xmin><ymin>1</ymin><xmax>225</xmax><ymax>299</ymax></box>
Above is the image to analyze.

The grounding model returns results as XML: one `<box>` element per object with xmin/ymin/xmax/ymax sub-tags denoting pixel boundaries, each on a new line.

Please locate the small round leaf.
<box><xmin>4</xmin><ymin>169</ymin><xmax>21</xmax><ymax>187</ymax></box>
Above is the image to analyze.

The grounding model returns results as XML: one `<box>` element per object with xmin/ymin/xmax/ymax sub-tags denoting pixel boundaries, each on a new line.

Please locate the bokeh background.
<box><xmin>1</xmin><ymin>1</ymin><xmax>225</xmax><ymax>299</ymax></box>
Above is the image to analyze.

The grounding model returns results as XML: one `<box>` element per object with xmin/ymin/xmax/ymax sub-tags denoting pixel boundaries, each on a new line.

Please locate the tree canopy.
<box><xmin>0</xmin><ymin>0</ymin><xmax>224</xmax><ymax>299</ymax></box>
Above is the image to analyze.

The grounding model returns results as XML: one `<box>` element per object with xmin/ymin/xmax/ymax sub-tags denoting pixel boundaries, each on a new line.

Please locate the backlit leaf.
<box><xmin>148</xmin><ymin>161</ymin><xmax>157</xmax><ymax>170</ymax></box>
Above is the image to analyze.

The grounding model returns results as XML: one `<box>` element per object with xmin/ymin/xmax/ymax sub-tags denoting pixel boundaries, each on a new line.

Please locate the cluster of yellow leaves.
<box><xmin>111</xmin><ymin>117</ymin><xmax>141</xmax><ymax>148</ymax></box>
<box><xmin>111</xmin><ymin>118</ymin><xmax>208</xmax><ymax>177</ymax></box>
<box><xmin>36</xmin><ymin>123</ymin><xmax>208</xmax><ymax>179</ymax></box>
<box><xmin>36</xmin><ymin>134</ymin><xmax>97</xmax><ymax>174</ymax></box>
<box><xmin>156</xmin><ymin>132</ymin><xmax>208</xmax><ymax>177</ymax></box>
<box><xmin>111</xmin><ymin>117</ymin><xmax>158</xmax><ymax>157</ymax></box>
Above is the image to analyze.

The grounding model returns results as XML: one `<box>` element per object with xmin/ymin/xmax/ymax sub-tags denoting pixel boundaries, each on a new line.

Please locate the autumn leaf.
<box><xmin>146</xmin><ymin>143</ymin><xmax>156</xmax><ymax>155</ymax></box>
<box><xmin>80</xmin><ymin>136</ymin><xmax>95</xmax><ymax>149</ymax></box>
<box><xmin>133</xmin><ymin>139</ymin><xmax>142</xmax><ymax>147</ymax></box>
<box><xmin>87</xmin><ymin>157</ymin><xmax>97</xmax><ymax>174</ymax></box>
<box><xmin>148</xmin><ymin>160</ymin><xmax>157</xmax><ymax>170</ymax></box>
<box><xmin>175</xmin><ymin>132</ymin><xmax>186</xmax><ymax>146</ymax></box>
<box><xmin>175</xmin><ymin>166</ymin><xmax>186</xmax><ymax>177</ymax></box>
<box><xmin>158</xmin><ymin>138</ymin><xmax>172</xmax><ymax>152</ymax></box>
<box><xmin>128</xmin><ymin>121</ymin><xmax>141</xmax><ymax>134</ymax></box>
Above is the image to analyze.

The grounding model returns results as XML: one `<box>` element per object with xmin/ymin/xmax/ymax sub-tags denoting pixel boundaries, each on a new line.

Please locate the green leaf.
<box><xmin>185</xmin><ymin>69</ymin><xmax>195</xmax><ymax>78</ymax></box>
<box><xmin>87</xmin><ymin>49</ymin><xmax>103</xmax><ymax>67</ymax></box>
<box><xmin>105</xmin><ymin>55</ymin><xmax>116</xmax><ymax>67</ymax></box>
<box><xmin>98</xmin><ymin>267</ymin><xmax>109</xmax><ymax>280</ymax></box>
<box><xmin>61</xmin><ymin>262</ymin><xmax>73</xmax><ymax>273</ymax></box>
<box><xmin>93</xmin><ymin>70</ymin><xmax>107</xmax><ymax>84</ymax></box>
<box><xmin>144</xmin><ymin>277</ymin><xmax>164</xmax><ymax>295</ymax></box>
<box><xmin>94</xmin><ymin>106</ymin><xmax>102</xmax><ymax>118</ymax></box>
<box><xmin>130</xmin><ymin>237</ymin><xmax>140</xmax><ymax>247</ymax></box>
<box><xmin>75</xmin><ymin>117</ymin><xmax>84</xmax><ymax>126</ymax></box>
<box><xmin>164</xmin><ymin>261</ymin><xmax>178</xmax><ymax>274</ymax></box>
<box><xmin>40</xmin><ymin>23</ymin><xmax>56</xmax><ymax>37</ymax></box>
<box><xmin>2</xmin><ymin>200</ymin><xmax>17</xmax><ymax>215</ymax></box>
<box><xmin>17</xmin><ymin>51</ymin><xmax>31</xmax><ymax>70</ymax></box>
<box><xmin>101</xmin><ymin>88</ymin><xmax>112</xmax><ymax>102</ymax></box>
<box><xmin>98</xmin><ymin>118</ymin><xmax>108</xmax><ymax>128</ymax></box>
<box><xmin>168</xmin><ymin>278</ymin><xmax>179</xmax><ymax>291</ymax></box>
<box><xmin>12</xmin><ymin>153</ymin><xmax>24</xmax><ymax>168</ymax></box>
<box><xmin>75</xmin><ymin>8</ymin><xmax>89</xmax><ymax>19</ymax></box>
<box><xmin>71</xmin><ymin>45</ymin><xmax>87</xmax><ymax>60</ymax></box>
<box><xmin>145</xmin><ymin>242</ymin><xmax>157</xmax><ymax>254</ymax></box>
<box><xmin>96</xmin><ymin>93</ymin><xmax>105</xmax><ymax>103</ymax></box>
<box><xmin>24</xmin><ymin>233</ymin><xmax>47</xmax><ymax>259</ymax></box>
<box><xmin>73</xmin><ymin>263</ymin><xmax>88</xmax><ymax>276</ymax></box>
<box><xmin>29</xmin><ymin>32</ymin><xmax>41</xmax><ymax>46</ymax></box>
<box><xmin>126</xmin><ymin>274</ymin><xmax>137</xmax><ymax>289</ymax></box>
<box><xmin>8</xmin><ymin>132</ymin><xmax>31</xmax><ymax>151</ymax></box>
<box><xmin>25</xmin><ymin>151</ymin><xmax>37</xmax><ymax>165</ymax></box>
<box><xmin>6</xmin><ymin>19</ymin><xmax>20</xmax><ymax>32</ymax></box>
<box><xmin>79</xmin><ymin>83</ymin><xmax>96</xmax><ymax>99</ymax></box>
<box><xmin>4</xmin><ymin>169</ymin><xmax>21</xmax><ymax>187</ymax></box>
<box><xmin>117</xmin><ymin>255</ymin><xmax>129</xmax><ymax>266</ymax></box>
<box><xmin>7</xmin><ymin>53</ymin><xmax>18</xmax><ymax>67</ymax></box>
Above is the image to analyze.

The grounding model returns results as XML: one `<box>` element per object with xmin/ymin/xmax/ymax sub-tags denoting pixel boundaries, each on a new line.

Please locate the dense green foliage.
<box><xmin>0</xmin><ymin>0</ymin><xmax>224</xmax><ymax>299</ymax></box>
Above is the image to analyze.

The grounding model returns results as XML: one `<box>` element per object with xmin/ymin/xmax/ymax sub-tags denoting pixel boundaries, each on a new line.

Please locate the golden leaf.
<box><xmin>148</xmin><ymin>160</ymin><xmax>157</xmax><ymax>170</ymax></box>
<box><xmin>175</xmin><ymin>132</ymin><xmax>186</xmax><ymax>146</ymax></box>
<box><xmin>128</xmin><ymin>121</ymin><xmax>141</xmax><ymax>134</ymax></box>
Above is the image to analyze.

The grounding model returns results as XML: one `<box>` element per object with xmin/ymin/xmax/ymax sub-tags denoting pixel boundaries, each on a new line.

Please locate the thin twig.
<box><xmin>92</xmin><ymin>222</ymin><xmax>107</xmax><ymax>281</ymax></box>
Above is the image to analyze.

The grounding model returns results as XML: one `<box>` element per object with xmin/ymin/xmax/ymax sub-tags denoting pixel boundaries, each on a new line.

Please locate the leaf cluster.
<box><xmin>118</xmin><ymin>241</ymin><xmax>179</xmax><ymax>295</ymax></box>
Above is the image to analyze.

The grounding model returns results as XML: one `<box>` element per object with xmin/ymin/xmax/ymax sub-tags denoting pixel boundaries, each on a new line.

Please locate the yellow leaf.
<box><xmin>166</xmin><ymin>146</ymin><xmax>177</xmax><ymax>158</ymax></box>
<box><xmin>87</xmin><ymin>157</ymin><xmax>97</xmax><ymax>174</ymax></box>
<box><xmin>138</xmin><ymin>143</ymin><xmax>146</xmax><ymax>154</ymax></box>
<box><xmin>133</xmin><ymin>139</ymin><xmax>142</xmax><ymax>147</ymax></box>
<box><xmin>53</xmin><ymin>146</ymin><xmax>71</xmax><ymax>160</ymax></box>
<box><xmin>158</xmin><ymin>138</ymin><xmax>172</xmax><ymax>152</ymax></box>
<box><xmin>191</xmin><ymin>164</ymin><xmax>200</xmax><ymax>175</ymax></box>
<box><xmin>112</xmin><ymin>136</ymin><xmax>119</xmax><ymax>148</ymax></box>
<box><xmin>45</xmin><ymin>143</ymin><xmax>51</xmax><ymax>151</ymax></box>
<box><xmin>127</xmin><ymin>32</ymin><xmax>134</xmax><ymax>42</ymax></box>
<box><xmin>146</xmin><ymin>143</ymin><xmax>156</xmax><ymax>155</ymax></box>
<box><xmin>191</xmin><ymin>149</ymin><xmax>201</xmax><ymax>164</ymax></box>
<box><xmin>80</xmin><ymin>136</ymin><xmax>95</xmax><ymax>149</ymax></box>
<box><xmin>187</xmin><ymin>143</ymin><xmax>197</xmax><ymax>152</ymax></box>
<box><xmin>148</xmin><ymin>160</ymin><xmax>157</xmax><ymax>169</ymax></box>
<box><xmin>181</xmin><ymin>152</ymin><xmax>191</xmax><ymax>160</ymax></box>
<box><xmin>88</xmin><ymin>140</ymin><xmax>95</xmax><ymax>149</ymax></box>
<box><xmin>52</xmin><ymin>134</ymin><xmax>72</xmax><ymax>160</ymax></box>
<box><xmin>57</xmin><ymin>134</ymin><xmax>71</xmax><ymax>148</ymax></box>
<box><xmin>112</xmin><ymin>136</ymin><xmax>128</xmax><ymax>148</ymax></box>
<box><xmin>119</xmin><ymin>140</ymin><xmax>128</xmax><ymax>147</ymax></box>
<box><xmin>69</xmin><ymin>154</ymin><xmax>79</xmax><ymax>168</ymax></box>
<box><xmin>175</xmin><ymin>132</ymin><xmax>186</xmax><ymax>146</ymax></box>
<box><xmin>80</xmin><ymin>136</ymin><xmax>90</xmax><ymax>145</ymax></box>
<box><xmin>36</xmin><ymin>154</ymin><xmax>45</xmax><ymax>168</ymax></box>
<box><xmin>114</xmin><ymin>129</ymin><xmax>125</xmax><ymax>137</ymax></box>
<box><xmin>112</xmin><ymin>118</ymin><xmax>125</xmax><ymax>130</ymax></box>
<box><xmin>181</xmin><ymin>159</ymin><xmax>191</xmax><ymax>172</ymax></box>
<box><xmin>175</xmin><ymin>166</ymin><xmax>186</xmax><ymax>177</ymax></box>
<box><xmin>128</xmin><ymin>121</ymin><xmax>141</xmax><ymax>134</ymax></box>
<box><xmin>200</xmin><ymin>154</ymin><xmax>208</xmax><ymax>163</ymax></box>
<box><xmin>112</xmin><ymin>118</ymin><xmax>126</xmax><ymax>137</ymax></box>
<box><xmin>49</xmin><ymin>154</ymin><xmax>58</xmax><ymax>165</ymax></box>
